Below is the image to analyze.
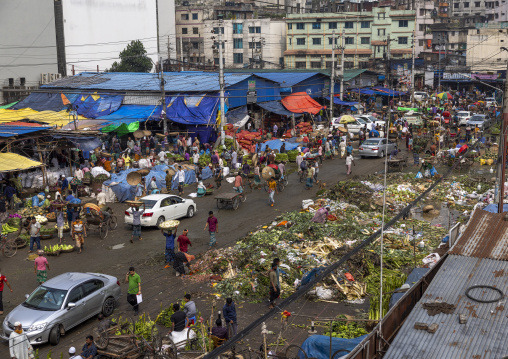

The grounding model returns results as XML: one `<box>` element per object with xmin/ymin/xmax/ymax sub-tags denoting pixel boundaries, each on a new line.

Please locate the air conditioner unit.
<box><xmin>361</xmin><ymin>8</ymin><xmax>367</xmax><ymax>12</ymax></box>
<box><xmin>41</xmin><ymin>74</ymin><xmax>48</xmax><ymax>84</ymax></box>
<box><xmin>56</xmin><ymin>73</ymin><xmax>62</xmax><ymax>79</ymax></box>
<box><xmin>49</xmin><ymin>74</ymin><xmax>56</xmax><ymax>82</ymax></box>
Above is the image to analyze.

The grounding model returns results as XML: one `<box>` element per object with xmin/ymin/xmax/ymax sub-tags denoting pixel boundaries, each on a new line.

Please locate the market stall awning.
<box><xmin>0</xmin><ymin>152</ymin><xmax>44</xmax><ymax>172</ymax></box>
<box><xmin>0</xmin><ymin>108</ymin><xmax>86</xmax><ymax>126</ymax></box>
<box><xmin>165</xmin><ymin>94</ymin><xmax>220</xmax><ymax>125</ymax></box>
<box><xmin>372</xmin><ymin>87</ymin><xmax>406</xmax><ymax>96</ymax></box>
<box><xmin>51</xmin><ymin>135</ymin><xmax>102</xmax><ymax>152</ymax></box>
<box><xmin>348</xmin><ymin>88</ymin><xmax>376</xmax><ymax>95</ymax></box>
<box><xmin>324</xmin><ymin>97</ymin><xmax>359</xmax><ymax>106</ymax></box>
<box><xmin>0</xmin><ymin>101</ymin><xmax>18</xmax><ymax>109</ymax></box>
<box><xmin>281</xmin><ymin>92</ymin><xmax>324</xmax><ymax>115</ymax></box>
<box><xmin>226</xmin><ymin>105</ymin><xmax>249</xmax><ymax>127</ymax></box>
<box><xmin>257</xmin><ymin>101</ymin><xmax>303</xmax><ymax>117</ymax></box>
<box><xmin>0</xmin><ymin>125</ymin><xmax>50</xmax><ymax>138</ymax></box>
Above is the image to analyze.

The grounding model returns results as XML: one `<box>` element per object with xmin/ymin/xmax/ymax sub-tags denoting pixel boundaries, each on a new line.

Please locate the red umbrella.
<box><xmin>458</xmin><ymin>144</ymin><xmax>468</xmax><ymax>154</ymax></box>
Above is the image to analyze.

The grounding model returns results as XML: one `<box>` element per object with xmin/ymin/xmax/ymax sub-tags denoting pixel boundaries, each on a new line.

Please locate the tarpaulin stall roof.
<box><xmin>165</xmin><ymin>93</ymin><xmax>220</xmax><ymax>125</ymax></box>
<box><xmin>226</xmin><ymin>106</ymin><xmax>249</xmax><ymax>128</ymax></box>
<box><xmin>98</xmin><ymin>105</ymin><xmax>162</xmax><ymax>135</ymax></box>
<box><xmin>51</xmin><ymin>136</ymin><xmax>102</xmax><ymax>152</ymax></box>
<box><xmin>0</xmin><ymin>108</ymin><xmax>86</xmax><ymax>126</ymax></box>
<box><xmin>299</xmin><ymin>335</ymin><xmax>368</xmax><ymax>359</ymax></box>
<box><xmin>259</xmin><ymin>139</ymin><xmax>301</xmax><ymax>152</ymax></box>
<box><xmin>0</xmin><ymin>152</ymin><xmax>44</xmax><ymax>172</ymax></box>
<box><xmin>324</xmin><ymin>97</ymin><xmax>359</xmax><ymax>106</ymax></box>
<box><xmin>372</xmin><ymin>87</ymin><xmax>407</xmax><ymax>96</ymax></box>
<box><xmin>12</xmin><ymin>92</ymin><xmax>71</xmax><ymax>112</ymax></box>
<box><xmin>0</xmin><ymin>125</ymin><xmax>49</xmax><ymax>138</ymax></box>
<box><xmin>73</xmin><ymin>94</ymin><xmax>124</xmax><ymax>119</ymax></box>
<box><xmin>257</xmin><ymin>101</ymin><xmax>303</xmax><ymax>117</ymax></box>
<box><xmin>0</xmin><ymin>102</ymin><xmax>18</xmax><ymax>109</ymax></box>
<box><xmin>348</xmin><ymin>88</ymin><xmax>376</xmax><ymax>95</ymax></box>
<box><xmin>281</xmin><ymin>92</ymin><xmax>324</xmax><ymax>115</ymax></box>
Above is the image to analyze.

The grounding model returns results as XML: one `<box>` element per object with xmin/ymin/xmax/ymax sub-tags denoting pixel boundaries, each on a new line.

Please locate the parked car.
<box><xmin>330</xmin><ymin>117</ymin><xmax>363</xmax><ymax>134</ymax></box>
<box><xmin>402</xmin><ymin>115</ymin><xmax>423</xmax><ymax>127</ymax></box>
<box><xmin>124</xmin><ymin>194</ymin><xmax>196</xmax><ymax>227</ymax></box>
<box><xmin>467</xmin><ymin>114</ymin><xmax>491</xmax><ymax>130</ymax></box>
<box><xmin>355</xmin><ymin>114</ymin><xmax>386</xmax><ymax>128</ymax></box>
<box><xmin>485</xmin><ymin>97</ymin><xmax>498</xmax><ymax>107</ymax></box>
<box><xmin>456</xmin><ymin>111</ymin><xmax>472</xmax><ymax>126</ymax></box>
<box><xmin>414</xmin><ymin>92</ymin><xmax>429</xmax><ymax>101</ymax></box>
<box><xmin>2</xmin><ymin>272</ymin><xmax>121</xmax><ymax>345</ymax></box>
<box><xmin>358</xmin><ymin>138</ymin><xmax>397</xmax><ymax>158</ymax></box>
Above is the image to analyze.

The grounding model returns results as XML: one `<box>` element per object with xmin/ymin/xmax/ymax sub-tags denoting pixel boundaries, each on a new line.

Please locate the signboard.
<box><xmin>247</xmin><ymin>90</ymin><xmax>257</xmax><ymax>104</ymax></box>
<box><xmin>443</xmin><ymin>72</ymin><xmax>469</xmax><ymax>81</ymax></box>
<box><xmin>248</xmin><ymin>80</ymin><xmax>256</xmax><ymax>90</ymax></box>
<box><xmin>471</xmin><ymin>73</ymin><xmax>497</xmax><ymax>81</ymax></box>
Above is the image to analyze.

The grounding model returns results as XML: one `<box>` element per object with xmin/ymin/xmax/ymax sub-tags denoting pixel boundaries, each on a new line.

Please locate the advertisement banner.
<box><xmin>471</xmin><ymin>73</ymin><xmax>497</xmax><ymax>81</ymax></box>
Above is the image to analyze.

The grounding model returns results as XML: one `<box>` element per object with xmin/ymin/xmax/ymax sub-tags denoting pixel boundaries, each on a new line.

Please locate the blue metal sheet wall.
<box><xmin>226</xmin><ymin>76</ymin><xmax>281</xmax><ymax>108</ymax></box>
<box><xmin>291</xmin><ymin>74</ymin><xmax>328</xmax><ymax>98</ymax></box>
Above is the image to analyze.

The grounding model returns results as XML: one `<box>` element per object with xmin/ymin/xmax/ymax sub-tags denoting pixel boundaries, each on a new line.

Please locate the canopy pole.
<box><xmin>36</xmin><ymin>140</ymin><xmax>47</xmax><ymax>187</ymax></box>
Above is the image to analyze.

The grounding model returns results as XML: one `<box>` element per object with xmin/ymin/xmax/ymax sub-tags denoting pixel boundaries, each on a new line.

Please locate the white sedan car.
<box><xmin>124</xmin><ymin>194</ymin><xmax>197</xmax><ymax>227</ymax></box>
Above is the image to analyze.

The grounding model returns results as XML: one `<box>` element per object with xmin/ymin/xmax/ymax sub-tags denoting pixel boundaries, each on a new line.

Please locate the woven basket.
<box><xmin>137</xmin><ymin>169</ymin><xmax>150</xmax><ymax>176</ymax></box>
<box><xmin>61</xmin><ymin>246</ymin><xmax>75</xmax><ymax>253</ymax></box>
<box><xmin>41</xmin><ymin>234</ymin><xmax>54</xmax><ymax>240</ymax></box>
<box><xmin>127</xmin><ymin>172</ymin><xmax>142</xmax><ymax>186</ymax></box>
<box><xmin>143</xmin><ymin>130</ymin><xmax>152</xmax><ymax>137</ymax></box>
<box><xmin>133</xmin><ymin>130</ymin><xmax>145</xmax><ymax>139</ymax></box>
<box><xmin>45</xmin><ymin>251</ymin><xmax>60</xmax><ymax>256</ymax></box>
<box><xmin>166</xmin><ymin>169</ymin><xmax>176</xmax><ymax>177</ymax></box>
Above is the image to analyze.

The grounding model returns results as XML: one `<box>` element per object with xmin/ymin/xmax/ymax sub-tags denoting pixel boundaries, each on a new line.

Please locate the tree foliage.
<box><xmin>107</xmin><ymin>40</ymin><xmax>152</xmax><ymax>73</ymax></box>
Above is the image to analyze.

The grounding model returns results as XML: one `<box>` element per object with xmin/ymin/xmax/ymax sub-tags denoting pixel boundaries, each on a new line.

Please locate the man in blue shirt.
<box><xmin>162</xmin><ymin>227</ymin><xmax>177</xmax><ymax>269</ymax></box>
<box><xmin>223</xmin><ymin>297</ymin><xmax>238</xmax><ymax>337</ymax></box>
<box><xmin>80</xmin><ymin>335</ymin><xmax>97</xmax><ymax>359</ymax></box>
<box><xmin>346</xmin><ymin>142</ymin><xmax>353</xmax><ymax>156</ymax></box>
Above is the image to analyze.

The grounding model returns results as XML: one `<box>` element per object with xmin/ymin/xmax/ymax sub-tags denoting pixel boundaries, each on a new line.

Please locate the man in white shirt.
<box><xmin>127</xmin><ymin>137</ymin><xmax>135</xmax><ymax>150</ymax></box>
<box><xmin>97</xmin><ymin>190</ymin><xmax>107</xmax><ymax>207</ymax></box>
<box><xmin>68</xmin><ymin>346</ymin><xmax>83</xmax><ymax>359</ymax></box>
<box><xmin>158</xmin><ymin>150</ymin><xmax>167</xmax><ymax>164</ymax></box>
<box><xmin>193</xmin><ymin>151</ymin><xmax>199</xmax><ymax>165</ymax></box>
<box><xmin>177</xmin><ymin>166</ymin><xmax>186</xmax><ymax>196</ymax></box>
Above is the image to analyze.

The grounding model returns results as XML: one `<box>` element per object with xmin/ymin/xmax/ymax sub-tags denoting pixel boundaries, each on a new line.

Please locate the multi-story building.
<box><xmin>203</xmin><ymin>18</ymin><xmax>286</xmax><ymax>69</ymax></box>
<box><xmin>283</xmin><ymin>8</ymin><xmax>416</xmax><ymax>71</ymax></box>
<box><xmin>175</xmin><ymin>7</ymin><xmax>208</xmax><ymax>69</ymax></box>
<box><xmin>449</xmin><ymin>0</ymin><xmax>508</xmax><ymax>22</ymax></box>
<box><xmin>467</xmin><ymin>23</ymin><xmax>508</xmax><ymax>71</ymax></box>
<box><xmin>415</xmin><ymin>0</ymin><xmax>435</xmax><ymax>55</ymax></box>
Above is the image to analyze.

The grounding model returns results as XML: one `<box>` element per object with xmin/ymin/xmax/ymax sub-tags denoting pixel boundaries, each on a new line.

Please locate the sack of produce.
<box><xmin>159</xmin><ymin>220</ymin><xmax>180</xmax><ymax>230</ymax></box>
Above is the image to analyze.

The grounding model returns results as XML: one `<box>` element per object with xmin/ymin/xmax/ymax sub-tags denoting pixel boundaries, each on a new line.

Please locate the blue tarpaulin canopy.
<box><xmin>226</xmin><ymin>105</ymin><xmax>248</xmax><ymax>126</ymax></box>
<box><xmin>98</xmin><ymin>105</ymin><xmax>162</xmax><ymax>126</ymax></box>
<box><xmin>299</xmin><ymin>335</ymin><xmax>368</xmax><ymax>359</ymax></box>
<box><xmin>12</xmin><ymin>93</ymin><xmax>69</xmax><ymax>112</ymax></box>
<box><xmin>348</xmin><ymin>88</ymin><xmax>376</xmax><ymax>95</ymax></box>
<box><xmin>73</xmin><ymin>94</ymin><xmax>124</xmax><ymax>118</ymax></box>
<box><xmin>52</xmin><ymin>135</ymin><xmax>102</xmax><ymax>152</ymax></box>
<box><xmin>372</xmin><ymin>87</ymin><xmax>407</xmax><ymax>96</ymax></box>
<box><xmin>483</xmin><ymin>204</ymin><xmax>508</xmax><ymax>213</ymax></box>
<box><xmin>324</xmin><ymin>97</ymin><xmax>359</xmax><ymax>106</ymax></box>
<box><xmin>257</xmin><ymin>101</ymin><xmax>302</xmax><ymax>117</ymax></box>
<box><xmin>0</xmin><ymin>125</ymin><xmax>49</xmax><ymax>137</ymax></box>
<box><xmin>165</xmin><ymin>94</ymin><xmax>220</xmax><ymax>125</ymax></box>
<box><xmin>259</xmin><ymin>139</ymin><xmax>301</xmax><ymax>152</ymax></box>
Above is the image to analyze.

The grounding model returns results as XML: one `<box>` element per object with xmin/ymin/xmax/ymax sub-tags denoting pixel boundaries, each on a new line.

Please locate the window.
<box><xmin>361</xmin><ymin>21</ymin><xmax>370</xmax><ymax>28</ymax></box>
<box><xmin>311</xmin><ymin>61</ymin><xmax>322</xmax><ymax>68</ymax></box>
<box><xmin>419</xmin><ymin>39</ymin><xmax>424</xmax><ymax>46</ymax></box>
<box><xmin>344</xmin><ymin>61</ymin><xmax>354</xmax><ymax>69</ymax></box>
<box><xmin>181</xmin><ymin>14</ymin><xmax>189</xmax><ymax>20</ymax></box>
<box><xmin>345</xmin><ymin>37</ymin><xmax>354</xmax><ymax>44</ymax></box>
<box><xmin>329</xmin><ymin>22</ymin><xmax>337</xmax><ymax>29</ymax></box>
<box><xmin>233</xmin><ymin>38</ymin><xmax>243</xmax><ymax>49</ymax></box>
<box><xmin>296</xmin><ymin>23</ymin><xmax>305</xmax><ymax>30</ymax></box>
<box><xmin>297</xmin><ymin>38</ymin><xmax>306</xmax><ymax>45</ymax></box>
<box><xmin>451</xmin><ymin>31</ymin><xmax>455</xmax><ymax>36</ymax></box>
<box><xmin>450</xmin><ymin>43</ymin><xmax>455</xmax><ymax>48</ymax></box>
<box><xmin>419</xmin><ymin>24</ymin><xmax>425</xmax><ymax>31</ymax></box>
<box><xmin>248</xmin><ymin>26</ymin><xmax>261</xmax><ymax>33</ymax></box>
<box><xmin>464</xmin><ymin>2</ymin><xmax>470</xmax><ymax>6</ymax></box>
<box><xmin>233</xmin><ymin>23</ymin><xmax>243</xmax><ymax>34</ymax></box>
<box><xmin>378</xmin><ymin>28</ymin><xmax>385</xmax><ymax>36</ymax></box>
<box><xmin>182</xmin><ymin>28</ymin><xmax>188</xmax><ymax>34</ymax></box>
<box><xmin>312</xmin><ymin>22</ymin><xmax>321</xmax><ymax>29</ymax></box>
<box><xmin>475</xmin><ymin>1</ymin><xmax>481</xmax><ymax>5</ymax></box>
<box><xmin>361</xmin><ymin>37</ymin><xmax>370</xmax><ymax>44</ymax></box>
<box><xmin>82</xmin><ymin>280</ymin><xmax>104</xmax><ymax>297</ymax></box>
<box><xmin>312</xmin><ymin>38</ymin><xmax>321</xmax><ymax>45</ymax></box>
<box><xmin>359</xmin><ymin>54</ymin><xmax>370</xmax><ymax>58</ymax></box>
<box><xmin>192</xmin><ymin>42</ymin><xmax>199</xmax><ymax>49</ymax></box>
<box><xmin>192</xmin><ymin>27</ymin><xmax>199</xmax><ymax>34</ymax></box>
<box><xmin>295</xmin><ymin>61</ymin><xmax>307</xmax><ymax>69</ymax></box>
<box><xmin>344</xmin><ymin>21</ymin><xmax>354</xmax><ymax>29</ymax></box>
<box><xmin>213</xmin><ymin>27</ymin><xmax>224</xmax><ymax>34</ymax></box>
<box><xmin>67</xmin><ymin>287</ymin><xmax>83</xmax><ymax>305</ymax></box>
<box><xmin>454</xmin><ymin>2</ymin><xmax>459</xmax><ymax>7</ymax></box>
<box><xmin>288</xmin><ymin>23</ymin><xmax>292</xmax><ymax>30</ymax></box>
<box><xmin>192</xmin><ymin>13</ymin><xmax>198</xmax><ymax>20</ymax></box>
<box><xmin>289</xmin><ymin>38</ymin><xmax>292</xmax><ymax>45</ymax></box>
<box><xmin>214</xmin><ymin>58</ymin><xmax>225</xmax><ymax>65</ymax></box>
<box><xmin>399</xmin><ymin>20</ymin><xmax>408</xmax><ymax>27</ymax></box>
<box><xmin>329</xmin><ymin>37</ymin><xmax>338</xmax><ymax>45</ymax></box>
<box><xmin>233</xmin><ymin>53</ymin><xmax>243</xmax><ymax>63</ymax></box>
<box><xmin>378</xmin><ymin>12</ymin><xmax>386</xmax><ymax>19</ymax></box>
<box><xmin>419</xmin><ymin>8</ymin><xmax>425</xmax><ymax>15</ymax></box>
<box><xmin>249</xmin><ymin>41</ymin><xmax>261</xmax><ymax>49</ymax></box>
<box><xmin>398</xmin><ymin>37</ymin><xmax>408</xmax><ymax>44</ymax></box>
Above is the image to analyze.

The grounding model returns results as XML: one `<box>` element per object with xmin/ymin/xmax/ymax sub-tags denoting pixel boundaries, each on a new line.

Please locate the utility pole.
<box><xmin>438</xmin><ymin>38</ymin><xmax>442</xmax><ymax>91</ymax></box>
<box><xmin>167</xmin><ymin>36</ymin><xmax>171</xmax><ymax>72</ymax></box>
<box><xmin>218</xmin><ymin>17</ymin><xmax>226</xmax><ymax>146</ymax></box>
<box><xmin>411</xmin><ymin>30</ymin><xmax>415</xmax><ymax>107</ymax></box>
<box><xmin>339</xmin><ymin>29</ymin><xmax>345</xmax><ymax>100</ymax></box>
<box><xmin>180</xmin><ymin>36</ymin><xmax>184</xmax><ymax>71</ymax></box>
<box><xmin>160</xmin><ymin>57</ymin><xmax>167</xmax><ymax>135</ymax></box>
<box><xmin>497</xmin><ymin>61</ymin><xmax>508</xmax><ymax>213</ymax></box>
<box><xmin>251</xmin><ymin>37</ymin><xmax>255</xmax><ymax>69</ymax></box>
<box><xmin>386</xmin><ymin>34</ymin><xmax>391</xmax><ymax>91</ymax></box>
<box><xmin>330</xmin><ymin>30</ymin><xmax>336</xmax><ymax>121</ymax></box>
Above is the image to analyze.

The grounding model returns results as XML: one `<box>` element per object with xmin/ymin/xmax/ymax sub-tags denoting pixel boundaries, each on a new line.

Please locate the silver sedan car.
<box><xmin>359</xmin><ymin>138</ymin><xmax>397</xmax><ymax>158</ymax></box>
<box><xmin>2</xmin><ymin>272</ymin><xmax>121</xmax><ymax>345</ymax></box>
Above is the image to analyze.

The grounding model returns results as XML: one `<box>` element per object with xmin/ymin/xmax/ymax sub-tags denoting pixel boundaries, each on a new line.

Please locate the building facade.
<box><xmin>467</xmin><ymin>24</ymin><xmax>508</xmax><ymax>71</ymax></box>
<box><xmin>450</xmin><ymin>0</ymin><xmax>508</xmax><ymax>22</ymax></box>
<box><xmin>203</xmin><ymin>19</ymin><xmax>286</xmax><ymax>69</ymax></box>
<box><xmin>284</xmin><ymin>8</ymin><xmax>416</xmax><ymax>71</ymax></box>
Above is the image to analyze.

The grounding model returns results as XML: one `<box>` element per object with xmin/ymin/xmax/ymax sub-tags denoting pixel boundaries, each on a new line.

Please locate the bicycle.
<box><xmin>233</xmin><ymin>186</ymin><xmax>247</xmax><ymax>203</ymax></box>
<box><xmin>263</xmin><ymin>179</ymin><xmax>285</xmax><ymax>193</ymax></box>
<box><xmin>0</xmin><ymin>232</ymin><xmax>17</xmax><ymax>258</ymax></box>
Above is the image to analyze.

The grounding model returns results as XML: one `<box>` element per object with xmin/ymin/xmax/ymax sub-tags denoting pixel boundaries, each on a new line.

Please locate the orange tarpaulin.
<box><xmin>281</xmin><ymin>92</ymin><xmax>325</xmax><ymax>115</ymax></box>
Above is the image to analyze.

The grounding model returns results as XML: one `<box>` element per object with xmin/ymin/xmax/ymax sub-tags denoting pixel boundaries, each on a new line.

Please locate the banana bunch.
<box><xmin>1</xmin><ymin>223</ymin><xmax>18</xmax><ymax>234</ymax></box>
<box><xmin>54</xmin><ymin>224</ymin><xmax>70</xmax><ymax>230</ymax></box>
<box><xmin>44</xmin><ymin>245</ymin><xmax>61</xmax><ymax>254</ymax></box>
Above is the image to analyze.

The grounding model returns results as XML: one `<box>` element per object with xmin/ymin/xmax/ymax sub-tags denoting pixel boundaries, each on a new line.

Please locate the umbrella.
<box><xmin>339</xmin><ymin>115</ymin><xmax>356</xmax><ymax>124</ymax></box>
<box><xmin>437</xmin><ymin>92</ymin><xmax>453</xmax><ymax>100</ymax></box>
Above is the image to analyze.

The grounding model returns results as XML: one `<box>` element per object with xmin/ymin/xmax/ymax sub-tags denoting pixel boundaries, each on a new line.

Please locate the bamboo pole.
<box><xmin>36</xmin><ymin>140</ymin><xmax>47</xmax><ymax>187</ymax></box>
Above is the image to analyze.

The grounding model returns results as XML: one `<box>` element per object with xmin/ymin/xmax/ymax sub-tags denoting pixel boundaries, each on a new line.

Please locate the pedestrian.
<box><xmin>183</xmin><ymin>293</ymin><xmax>198</xmax><ymax>325</ymax></box>
<box><xmin>268</xmin><ymin>176</ymin><xmax>277</xmax><ymax>207</ymax></box>
<box><xmin>346</xmin><ymin>153</ymin><xmax>355</xmax><ymax>175</ymax></box>
<box><xmin>223</xmin><ymin>297</ymin><xmax>237</xmax><ymax>337</ymax></box>
<box><xmin>204</xmin><ymin>211</ymin><xmax>218</xmax><ymax>249</ymax></box>
<box><xmin>173</xmin><ymin>251</ymin><xmax>194</xmax><ymax>276</ymax></box>
<box><xmin>97</xmin><ymin>313</ymin><xmax>115</xmax><ymax>331</ymax></box>
<box><xmin>0</xmin><ymin>271</ymin><xmax>13</xmax><ymax>315</ymax></box>
<box><xmin>169</xmin><ymin>303</ymin><xmax>187</xmax><ymax>334</ymax></box>
<box><xmin>177</xmin><ymin>166</ymin><xmax>185</xmax><ymax>195</ymax></box>
<box><xmin>162</xmin><ymin>228</ymin><xmax>176</xmax><ymax>269</ymax></box>
<box><xmin>268</xmin><ymin>262</ymin><xmax>280</xmax><ymax>309</ymax></box>
<box><xmin>9</xmin><ymin>322</ymin><xmax>30</xmax><ymax>359</ymax></box>
<box><xmin>67</xmin><ymin>347</ymin><xmax>80</xmax><ymax>359</ymax></box>
<box><xmin>313</xmin><ymin>160</ymin><xmax>319</xmax><ymax>183</ymax></box>
<box><xmin>305</xmin><ymin>165</ymin><xmax>315</xmax><ymax>189</ymax></box>
<box><xmin>56</xmin><ymin>208</ymin><xmax>65</xmax><ymax>244</ymax></box>
<box><xmin>80</xmin><ymin>335</ymin><xmax>98</xmax><ymax>359</ymax></box>
<box><xmin>311</xmin><ymin>206</ymin><xmax>330</xmax><ymax>224</ymax></box>
<box><xmin>177</xmin><ymin>229</ymin><xmax>192</xmax><ymax>253</ymax></box>
<box><xmin>346</xmin><ymin>142</ymin><xmax>353</xmax><ymax>156</ymax></box>
<box><xmin>125</xmin><ymin>267</ymin><xmax>141</xmax><ymax>316</ymax></box>
<box><xmin>213</xmin><ymin>165</ymin><xmax>222</xmax><ymax>190</ymax></box>
<box><xmin>149</xmin><ymin>176</ymin><xmax>158</xmax><ymax>194</ymax></box>
<box><xmin>34</xmin><ymin>250</ymin><xmax>49</xmax><ymax>285</ymax></box>
<box><xmin>339</xmin><ymin>140</ymin><xmax>346</xmax><ymax>158</ymax></box>
<box><xmin>211</xmin><ymin>318</ymin><xmax>228</xmax><ymax>340</ymax></box>
<box><xmin>130</xmin><ymin>203</ymin><xmax>145</xmax><ymax>243</ymax></box>
<box><xmin>71</xmin><ymin>217</ymin><xmax>86</xmax><ymax>254</ymax></box>
<box><xmin>28</xmin><ymin>217</ymin><xmax>41</xmax><ymax>253</ymax></box>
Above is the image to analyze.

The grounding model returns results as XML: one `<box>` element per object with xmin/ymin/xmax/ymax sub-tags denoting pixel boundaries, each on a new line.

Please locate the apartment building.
<box><xmin>449</xmin><ymin>0</ymin><xmax>508</xmax><ymax>21</ymax></box>
<box><xmin>203</xmin><ymin>18</ymin><xmax>286</xmax><ymax>69</ymax></box>
<box><xmin>283</xmin><ymin>8</ymin><xmax>416</xmax><ymax>71</ymax></box>
<box><xmin>175</xmin><ymin>7</ymin><xmax>208</xmax><ymax>67</ymax></box>
<box><xmin>466</xmin><ymin>23</ymin><xmax>508</xmax><ymax>71</ymax></box>
<box><xmin>415</xmin><ymin>0</ymin><xmax>435</xmax><ymax>55</ymax></box>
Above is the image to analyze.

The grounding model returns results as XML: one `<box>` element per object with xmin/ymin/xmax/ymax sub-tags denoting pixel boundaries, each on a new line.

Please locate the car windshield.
<box><xmin>357</xmin><ymin>118</ymin><xmax>368</xmax><ymax>124</ymax></box>
<box><xmin>470</xmin><ymin>115</ymin><xmax>485</xmax><ymax>121</ymax></box>
<box><xmin>140</xmin><ymin>199</ymin><xmax>158</xmax><ymax>209</ymax></box>
<box><xmin>23</xmin><ymin>286</ymin><xmax>67</xmax><ymax>311</ymax></box>
<box><xmin>363</xmin><ymin>139</ymin><xmax>380</xmax><ymax>146</ymax></box>
<box><xmin>457</xmin><ymin>112</ymin><xmax>468</xmax><ymax>116</ymax></box>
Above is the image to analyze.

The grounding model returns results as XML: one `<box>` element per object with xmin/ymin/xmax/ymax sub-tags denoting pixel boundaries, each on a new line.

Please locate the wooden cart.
<box><xmin>387</xmin><ymin>156</ymin><xmax>408</xmax><ymax>172</ymax></box>
<box><xmin>215</xmin><ymin>192</ymin><xmax>246</xmax><ymax>210</ymax></box>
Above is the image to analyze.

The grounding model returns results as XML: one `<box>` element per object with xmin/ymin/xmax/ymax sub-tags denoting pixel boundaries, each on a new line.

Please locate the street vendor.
<box><xmin>197</xmin><ymin>181</ymin><xmax>206</xmax><ymax>197</ymax></box>
<box><xmin>71</xmin><ymin>217</ymin><xmax>86</xmax><ymax>254</ymax></box>
<box><xmin>162</xmin><ymin>226</ymin><xmax>177</xmax><ymax>269</ymax></box>
<box><xmin>130</xmin><ymin>203</ymin><xmax>146</xmax><ymax>243</ymax></box>
<box><xmin>311</xmin><ymin>206</ymin><xmax>330</xmax><ymax>224</ymax></box>
<box><xmin>173</xmin><ymin>252</ymin><xmax>195</xmax><ymax>277</ymax></box>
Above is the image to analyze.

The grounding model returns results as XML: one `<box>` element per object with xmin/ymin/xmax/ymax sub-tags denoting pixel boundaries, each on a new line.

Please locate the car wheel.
<box><xmin>156</xmin><ymin>216</ymin><xmax>165</xmax><ymax>227</ymax></box>
<box><xmin>49</xmin><ymin>325</ymin><xmax>61</xmax><ymax>345</ymax></box>
<box><xmin>381</xmin><ymin>151</ymin><xmax>385</xmax><ymax>158</ymax></box>
<box><xmin>187</xmin><ymin>206</ymin><xmax>195</xmax><ymax>218</ymax></box>
<box><xmin>102</xmin><ymin>297</ymin><xmax>116</xmax><ymax>317</ymax></box>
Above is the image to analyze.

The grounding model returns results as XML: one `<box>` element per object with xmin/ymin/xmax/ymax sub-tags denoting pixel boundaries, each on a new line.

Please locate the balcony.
<box><xmin>439</xmin><ymin>2</ymin><xmax>449</xmax><ymax>6</ymax></box>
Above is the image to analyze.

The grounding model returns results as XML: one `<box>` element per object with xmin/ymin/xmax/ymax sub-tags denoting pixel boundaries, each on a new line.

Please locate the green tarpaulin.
<box><xmin>101</xmin><ymin>121</ymin><xmax>140</xmax><ymax>136</ymax></box>
<box><xmin>0</xmin><ymin>101</ymin><xmax>18</xmax><ymax>109</ymax></box>
<box><xmin>397</xmin><ymin>107</ymin><xmax>418</xmax><ymax>111</ymax></box>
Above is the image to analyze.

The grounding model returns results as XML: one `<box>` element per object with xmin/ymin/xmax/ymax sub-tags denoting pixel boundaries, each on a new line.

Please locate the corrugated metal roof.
<box><xmin>0</xmin><ymin>125</ymin><xmax>49</xmax><ymax>137</ymax></box>
<box><xmin>41</xmin><ymin>72</ymin><xmax>253</xmax><ymax>92</ymax></box>
<box><xmin>385</xmin><ymin>255</ymin><xmax>508</xmax><ymax>359</ymax></box>
<box><xmin>449</xmin><ymin>209</ymin><xmax>508</xmax><ymax>260</ymax></box>
<box><xmin>344</xmin><ymin>69</ymin><xmax>369</xmax><ymax>82</ymax></box>
<box><xmin>253</xmin><ymin>72</ymin><xmax>324</xmax><ymax>87</ymax></box>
